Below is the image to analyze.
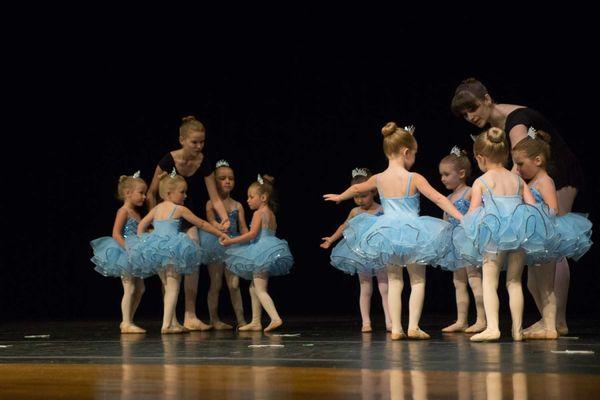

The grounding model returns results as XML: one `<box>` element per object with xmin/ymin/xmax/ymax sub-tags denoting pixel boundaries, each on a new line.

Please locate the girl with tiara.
<box><xmin>221</xmin><ymin>175</ymin><xmax>294</xmax><ymax>332</ymax></box>
<box><xmin>512</xmin><ymin>128</ymin><xmax>592</xmax><ymax>340</ymax></box>
<box><xmin>324</xmin><ymin>123</ymin><xmax>463</xmax><ymax>341</ymax></box>
<box><xmin>438</xmin><ymin>147</ymin><xmax>486</xmax><ymax>334</ymax></box>
<box><xmin>90</xmin><ymin>172</ymin><xmax>150</xmax><ymax>333</ymax></box>
<box><xmin>320</xmin><ymin>167</ymin><xmax>391</xmax><ymax>333</ymax></box>
<box><xmin>199</xmin><ymin>159</ymin><xmax>249</xmax><ymax>330</ymax></box>
<box><xmin>130</xmin><ymin>170</ymin><xmax>229</xmax><ymax>334</ymax></box>
<box><xmin>453</xmin><ymin>127</ymin><xmax>540</xmax><ymax>342</ymax></box>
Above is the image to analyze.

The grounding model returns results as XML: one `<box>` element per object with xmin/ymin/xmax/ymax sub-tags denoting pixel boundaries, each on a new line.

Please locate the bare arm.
<box><xmin>323</xmin><ymin>175</ymin><xmax>378</xmax><ymax>203</ymax></box>
<box><xmin>146</xmin><ymin>165</ymin><xmax>164</xmax><ymax>210</ymax></box>
<box><xmin>509</xmin><ymin>125</ymin><xmax>529</xmax><ymax>173</ymax></box>
<box><xmin>537</xmin><ymin>178</ymin><xmax>559</xmax><ymax>213</ymax></box>
<box><xmin>205</xmin><ymin>200</ymin><xmax>222</xmax><ymax>229</ymax></box>
<box><xmin>236</xmin><ymin>202</ymin><xmax>249</xmax><ymax>234</ymax></box>
<box><xmin>111</xmin><ymin>208</ymin><xmax>129</xmax><ymax>247</ymax></box>
<box><xmin>521</xmin><ymin>180</ymin><xmax>537</xmax><ymax>206</ymax></box>
<box><xmin>320</xmin><ymin>208</ymin><xmax>357</xmax><ymax>249</ymax></box>
<box><xmin>137</xmin><ymin>208</ymin><xmax>156</xmax><ymax>235</ymax></box>
<box><xmin>204</xmin><ymin>173</ymin><xmax>229</xmax><ymax>229</ymax></box>
<box><xmin>179</xmin><ymin>206</ymin><xmax>228</xmax><ymax>239</ymax></box>
<box><xmin>413</xmin><ymin>173</ymin><xmax>463</xmax><ymax>220</ymax></box>
<box><xmin>222</xmin><ymin>211</ymin><xmax>262</xmax><ymax>246</ymax></box>
<box><xmin>467</xmin><ymin>181</ymin><xmax>483</xmax><ymax>213</ymax></box>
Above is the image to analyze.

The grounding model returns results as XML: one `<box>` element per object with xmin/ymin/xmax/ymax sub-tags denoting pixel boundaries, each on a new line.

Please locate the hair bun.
<box><xmin>262</xmin><ymin>175</ymin><xmax>275</xmax><ymax>185</ymax></box>
<box><xmin>536</xmin><ymin>130</ymin><xmax>552</xmax><ymax>144</ymax></box>
<box><xmin>487</xmin><ymin>127</ymin><xmax>505</xmax><ymax>144</ymax></box>
<box><xmin>181</xmin><ymin>115</ymin><xmax>197</xmax><ymax>123</ymax></box>
<box><xmin>118</xmin><ymin>175</ymin><xmax>128</xmax><ymax>183</ymax></box>
<box><xmin>381</xmin><ymin>122</ymin><xmax>398</xmax><ymax>137</ymax></box>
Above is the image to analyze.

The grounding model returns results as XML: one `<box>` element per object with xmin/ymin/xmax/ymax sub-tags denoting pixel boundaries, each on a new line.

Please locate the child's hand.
<box><xmin>320</xmin><ymin>237</ymin><xmax>333</xmax><ymax>249</ymax></box>
<box><xmin>219</xmin><ymin>220</ymin><xmax>231</xmax><ymax>232</ymax></box>
<box><xmin>219</xmin><ymin>235</ymin><xmax>232</xmax><ymax>246</ymax></box>
<box><xmin>323</xmin><ymin>194</ymin><xmax>342</xmax><ymax>204</ymax></box>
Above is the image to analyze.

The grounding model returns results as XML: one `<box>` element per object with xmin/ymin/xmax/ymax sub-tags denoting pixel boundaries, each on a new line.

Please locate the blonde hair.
<box><xmin>158</xmin><ymin>173</ymin><xmax>187</xmax><ymax>200</ymax></box>
<box><xmin>117</xmin><ymin>175</ymin><xmax>146</xmax><ymax>201</ymax></box>
<box><xmin>441</xmin><ymin>149</ymin><xmax>472</xmax><ymax>179</ymax></box>
<box><xmin>381</xmin><ymin>122</ymin><xmax>417</xmax><ymax>157</ymax></box>
<box><xmin>179</xmin><ymin>115</ymin><xmax>205</xmax><ymax>139</ymax></box>
<box><xmin>250</xmin><ymin>175</ymin><xmax>278</xmax><ymax>212</ymax></box>
<box><xmin>473</xmin><ymin>127</ymin><xmax>509</xmax><ymax>164</ymax></box>
<box><xmin>512</xmin><ymin>130</ymin><xmax>552</xmax><ymax>168</ymax></box>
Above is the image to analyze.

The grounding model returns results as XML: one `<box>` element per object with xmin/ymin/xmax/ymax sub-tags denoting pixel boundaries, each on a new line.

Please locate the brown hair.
<box><xmin>512</xmin><ymin>129</ymin><xmax>552</xmax><ymax>168</ymax></box>
<box><xmin>250</xmin><ymin>175</ymin><xmax>279</xmax><ymax>212</ymax></box>
<box><xmin>117</xmin><ymin>175</ymin><xmax>146</xmax><ymax>201</ymax></box>
<box><xmin>440</xmin><ymin>148</ymin><xmax>472</xmax><ymax>179</ymax></box>
<box><xmin>381</xmin><ymin>122</ymin><xmax>417</xmax><ymax>158</ymax></box>
<box><xmin>179</xmin><ymin>115</ymin><xmax>205</xmax><ymax>138</ymax></box>
<box><xmin>158</xmin><ymin>172</ymin><xmax>187</xmax><ymax>200</ymax></box>
<box><xmin>451</xmin><ymin>78</ymin><xmax>490</xmax><ymax>117</ymax></box>
<box><xmin>350</xmin><ymin>167</ymin><xmax>372</xmax><ymax>185</ymax></box>
<box><xmin>473</xmin><ymin>127</ymin><xmax>509</xmax><ymax>164</ymax></box>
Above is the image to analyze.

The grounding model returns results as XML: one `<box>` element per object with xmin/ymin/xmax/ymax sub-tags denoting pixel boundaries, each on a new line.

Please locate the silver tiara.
<box><xmin>170</xmin><ymin>167</ymin><xmax>177</xmax><ymax>178</ymax></box>
<box><xmin>527</xmin><ymin>127</ymin><xmax>537</xmax><ymax>139</ymax></box>
<box><xmin>132</xmin><ymin>170</ymin><xmax>141</xmax><ymax>179</ymax></box>
<box><xmin>215</xmin><ymin>159</ymin><xmax>230</xmax><ymax>168</ymax></box>
<box><xmin>450</xmin><ymin>146</ymin><xmax>462</xmax><ymax>157</ymax></box>
<box><xmin>404</xmin><ymin>125</ymin><xmax>416</xmax><ymax>135</ymax></box>
<box><xmin>257</xmin><ymin>174</ymin><xmax>264</xmax><ymax>185</ymax></box>
<box><xmin>351</xmin><ymin>168</ymin><xmax>368</xmax><ymax>178</ymax></box>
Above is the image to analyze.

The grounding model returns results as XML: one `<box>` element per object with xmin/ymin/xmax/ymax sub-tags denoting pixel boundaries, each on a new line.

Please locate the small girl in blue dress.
<box><xmin>321</xmin><ymin>167</ymin><xmax>391</xmax><ymax>333</ymax></box>
<box><xmin>324</xmin><ymin>122</ymin><xmax>463</xmax><ymax>340</ymax></box>
<box><xmin>221</xmin><ymin>175</ymin><xmax>293</xmax><ymax>333</ymax></box>
<box><xmin>90</xmin><ymin>172</ymin><xmax>149</xmax><ymax>333</ymax></box>
<box><xmin>438</xmin><ymin>147</ymin><xmax>486</xmax><ymax>334</ymax></box>
<box><xmin>453</xmin><ymin>127</ymin><xmax>540</xmax><ymax>342</ymax></box>
<box><xmin>200</xmin><ymin>160</ymin><xmax>249</xmax><ymax>330</ymax></box>
<box><xmin>512</xmin><ymin>128</ymin><xmax>592</xmax><ymax>340</ymax></box>
<box><xmin>131</xmin><ymin>170</ymin><xmax>229</xmax><ymax>334</ymax></box>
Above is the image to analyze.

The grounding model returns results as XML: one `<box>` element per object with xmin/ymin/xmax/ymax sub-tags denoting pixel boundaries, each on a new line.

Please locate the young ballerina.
<box><xmin>90</xmin><ymin>172</ymin><xmax>150</xmax><ymax>333</ymax></box>
<box><xmin>324</xmin><ymin>123</ymin><xmax>463</xmax><ymax>340</ymax></box>
<box><xmin>130</xmin><ymin>170</ymin><xmax>229</xmax><ymax>334</ymax></box>
<box><xmin>221</xmin><ymin>175</ymin><xmax>294</xmax><ymax>333</ymax></box>
<box><xmin>453</xmin><ymin>127</ymin><xmax>539</xmax><ymax>342</ymax></box>
<box><xmin>438</xmin><ymin>147</ymin><xmax>486</xmax><ymax>334</ymax></box>
<box><xmin>512</xmin><ymin>128</ymin><xmax>592</xmax><ymax>339</ymax></box>
<box><xmin>199</xmin><ymin>160</ymin><xmax>249</xmax><ymax>330</ymax></box>
<box><xmin>320</xmin><ymin>167</ymin><xmax>391</xmax><ymax>333</ymax></box>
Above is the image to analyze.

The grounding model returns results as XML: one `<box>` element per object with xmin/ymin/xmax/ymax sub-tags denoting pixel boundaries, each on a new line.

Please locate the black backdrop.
<box><xmin>4</xmin><ymin>13</ymin><xmax>599</xmax><ymax>323</ymax></box>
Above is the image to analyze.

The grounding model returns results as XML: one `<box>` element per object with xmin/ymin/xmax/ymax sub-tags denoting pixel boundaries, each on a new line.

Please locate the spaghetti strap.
<box><xmin>406</xmin><ymin>173</ymin><xmax>414</xmax><ymax>196</ymax></box>
<box><xmin>459</xmin><ymin>187</ymin><xmax>470</xmax><ymax>200</ymax></box>
<box><xmin>516</xmin><ymin>175</ymin><xmax>522</xmax><ymax>195</ymax></box>
<box><xmin>478</xmin><ymin>177</ymin><xmax>492</xmax><ymax>194</ymax></box>
<box><xmin>167</xmin><ymin>205</ymin><xmax>178</xmax><ymax>219</ymax></box>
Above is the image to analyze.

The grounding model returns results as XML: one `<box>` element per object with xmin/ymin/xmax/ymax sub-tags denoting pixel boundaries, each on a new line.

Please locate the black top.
<box><xmin>505</xmin><ymin>108</ymin><xmax>584</xmax><ymax>190</ymax></box>
<box><xmin>158</xmin><ymin>152</ymin><xmax>213</xmax><ymax>216</ymax></box>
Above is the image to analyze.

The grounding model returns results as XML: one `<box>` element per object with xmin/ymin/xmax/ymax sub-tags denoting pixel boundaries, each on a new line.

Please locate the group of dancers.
<box><xmin>91</xmin><ymin>78</ymin><xmax>592</xmax><ymax>342</ymax></box>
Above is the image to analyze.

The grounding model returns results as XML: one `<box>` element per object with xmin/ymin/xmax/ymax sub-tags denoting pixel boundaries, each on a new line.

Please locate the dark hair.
<box><xmin>451</xmin><ymin>78</ymin><xmax>490</xmax><ymax>117</ymax></box>
<box><xmin>512</xmin><ymin>129</ymin><xmax>552</xmax><ymax>168</ymax></box>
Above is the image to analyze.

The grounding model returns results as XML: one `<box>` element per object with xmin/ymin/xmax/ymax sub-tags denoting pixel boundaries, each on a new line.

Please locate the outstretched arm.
<box><xmin>111</xmin><ymin>208</ymin><xmax>129</xmax><ymax>247</ymax></box>
<box><xmin>179</xmin><ymin>206</ymin><xmax>228</xmax><ymax>239</ymax></box>
<box><xmin>221</xmin><ymin>211</ymin><xmax>262</xmax><ymax>246</ymax></box>
<box><xmin>204</xmin><ymin>173</ymin><xmax>229</xmax><ymax>230</ymax></box>
<box><xmin>323</xmin><ymin>175</ymin><xmax>377</xmax><ymax>203</ymax></box>
<box><xmin>320</xmin><ymin>208</ymin><xmax>357</xmax><ymax>249</ymax></box>
<box><xmin>467</xmin><ymin>181</ymin><xmax>483</xmax><ymax>213</ymax></box>
<box><xmin>413</xmin><ymin>173</ymin><xmax>463</xmax><ymax>220</ymax></box>
<box><xmin>146</xmin><ymin>165</ymin><xmax>164</xmax><ymax>210</ymax></box>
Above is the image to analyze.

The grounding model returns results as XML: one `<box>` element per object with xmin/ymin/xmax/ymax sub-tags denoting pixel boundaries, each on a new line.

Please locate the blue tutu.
<box><xmin>453</xmin><ymin>176</ymin><xmax>552</xmax><ymax>265</ymax></box>
<box><xmin>225</xmin><ymin>228</ymin><xmax>293</xmax><ymax>280</ymax></box>
<box><xmin>438</xmin><ymin>188</ymin><xmax>473</xmax><ymax>271</ymax></box>
<box><xmin>199</xmin><ymin>209</ymin><xmax>240</xmax><ymax>265</ymax></box>
<box><xmin>350</xmin><ymin>174</ymin><xmax>453</xmax><ymax>268</ymax></box>
<box><xmin>331</xmin><ymin>208</ymin><xmax>383</xmax><ymax>275</ymax></box>
<box><xmin>127</xmin><ymin>205</ymin><xmax>203</xmax><ymax>275</ymax></box>
<box><xmin>91</xmin><ymin>217</ymin><xmax>146</xmax><ymax>277</ymax></box>
<box><xmin>527</xmin><ymin>185</ymin><xmax>592</xmax><ymax>263</ymax></box>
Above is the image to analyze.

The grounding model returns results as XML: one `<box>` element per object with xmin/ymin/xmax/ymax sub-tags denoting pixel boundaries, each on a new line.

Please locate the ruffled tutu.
<box><xmin>199</xmin><ymin>230</ymin><xmax>239</xmax><ymax>265</ymax></box>
<box><xmin>225</xmin><ymin>231</ymin><xmax>293</xmax><ymax>280</ymax></box>
<box><xmin>554</xmin><ymin>212</ymin><xmax>593</xmax><ymax>261</ymax></box>
<box><xmin>350</xmin><ymin>214</ymin><xmax>453</xmax><ymax>268</ymax></box>
<box><xmin>90</xmin><ymin>237</ymin><xmax>133</xmax><ymax>277</ymax></box>
<box><xmin>437</xmin><ymin>229</ymin><xmax>472</xmax><ymax>271</ymax></box>
<box><xmin>331</xmin><ymin>212</ymin><xmax>382</xmax><ymax>275</ymax></box>
<box><xmin>127</xmin><ymin>232</ymin><xmax>203</xmax><ymax>276</ymax></box>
